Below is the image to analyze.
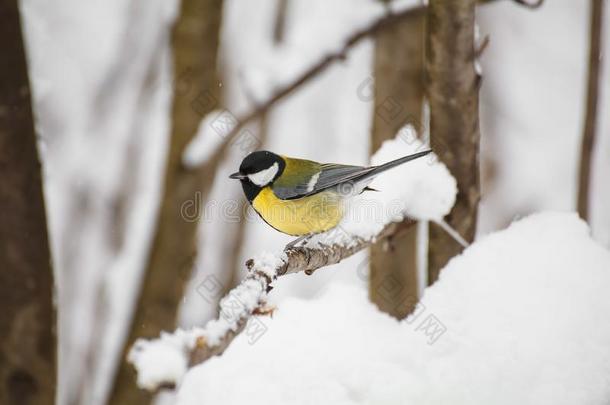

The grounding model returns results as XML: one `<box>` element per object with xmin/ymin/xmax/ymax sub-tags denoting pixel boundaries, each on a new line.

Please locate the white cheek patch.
<box><xmin>248</xmin><ymin>162</ymin><xmax>279</xmax><ymax>186</ymax></box>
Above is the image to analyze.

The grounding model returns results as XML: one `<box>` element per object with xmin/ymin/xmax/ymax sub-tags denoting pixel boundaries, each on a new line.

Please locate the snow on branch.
<box><xmin>129</xmin><ymin>130</ymin><xmax>458</xmax><ymax>391</ymax></box>
<box><xmin>130</xmin><ymin>220</ymin><xmax>417</xmax><ymax>391</ymax></box>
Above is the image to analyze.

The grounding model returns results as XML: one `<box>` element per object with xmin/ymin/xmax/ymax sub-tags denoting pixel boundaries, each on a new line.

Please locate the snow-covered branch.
<box><xmin>130</xmin><ymin>219</ymin><xmax>417</xmax><ymax>391</ymax></box>
<box><xmin>187</xmin><ymin>218</ymin><xmax>416</xmax><ymax>365</ymax></box>
<box><xmin>130</xmin><ymin>129</ymin><xmax>458</xmax><ymax>391</ymax></box>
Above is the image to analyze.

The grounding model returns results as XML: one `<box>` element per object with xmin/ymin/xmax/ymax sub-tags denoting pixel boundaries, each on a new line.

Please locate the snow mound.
<box><xmin>310</xmin><ymin>126</ymin><xmax>457</xmax><ymax>246</ymax></box>
<box><xmin>176</xmin><ymin>212</ymin><xmax>610</xmax><ymax>405</ymax></box>
<box><xmin>369</xmin><ymin>125</ymin><xmax>456</xmax><ymax>221</ymax></box>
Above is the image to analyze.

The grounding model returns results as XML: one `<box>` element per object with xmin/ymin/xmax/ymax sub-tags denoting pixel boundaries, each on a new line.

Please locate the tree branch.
<box><xmin>192</xmin><ymin>5</ymin><xmax>426</xmax><ymax>174</ymax></box>
<box><xmin>130</xmin><ymin>219</ymin><xmax>415</xmax><ymax>391</ymax></box>
<box><xmin>510</xmin><ymin>0</ymin><xmax>544</xmax><ymax>9</ymax></box>
<box><xmin>577</xmin><ymin>0</ymin><xmax>604</xmax><ymax>221</ymax></box>
<box><xmin>479</xmin><ymin>0</ymin><xmax>544</xmax><ymax>8</ymax></box>
<box><xmin>190</xmin><ymin>219</ymin><xmax>415</xmax><ymax>365</ymax></box>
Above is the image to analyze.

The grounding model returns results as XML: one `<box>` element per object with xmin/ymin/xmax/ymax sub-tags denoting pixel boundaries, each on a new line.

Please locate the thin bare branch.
<box><xmin>510</xmin><ymin>0</ymin><xmax>544</xmax><ymax>9</ymax></box>
<box><xmin>480</xmin><ymin>0</ymin><xmax>544</xmax><ymax>8</ymax></box>
<box><xmin>192</xmin><ymin>5</ymin><xmax>426</xmax><ymax>175</ymax></box>
<box><xmin>192</xmin><ymin>0</ymin><xmax>543</xmax><ymax>186</ymax></box>
<box><xmin>577</xmin><ymin>0</ymin><xmax>605</xmax><ymax>221</ymax></box>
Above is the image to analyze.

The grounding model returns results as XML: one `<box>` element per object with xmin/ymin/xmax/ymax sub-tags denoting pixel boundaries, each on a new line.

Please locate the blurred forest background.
<box><xmin>0</xmin><ymin>0</ymin><xmax>608</xmax><ymax>404</ymax></box>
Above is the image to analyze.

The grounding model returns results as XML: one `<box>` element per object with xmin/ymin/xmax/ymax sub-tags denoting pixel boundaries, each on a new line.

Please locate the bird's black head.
<box><xmin>229</xmin><ymin>151</ymin><xmax>286</xmax><ymax>202</ymax></box>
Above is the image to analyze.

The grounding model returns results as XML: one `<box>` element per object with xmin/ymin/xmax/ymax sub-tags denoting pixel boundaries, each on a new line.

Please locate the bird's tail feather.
<box><xmin>368</xmin><ymin>149</ymin><xmax>432</xmax><ymax>177</ymax></box>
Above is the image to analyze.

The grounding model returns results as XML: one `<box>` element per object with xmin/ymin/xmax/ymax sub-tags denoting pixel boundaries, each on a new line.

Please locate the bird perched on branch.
<box><xmin>230</xmin><ymin>150</ymin><xmax>431</xmax><ymax>247</ymax></box>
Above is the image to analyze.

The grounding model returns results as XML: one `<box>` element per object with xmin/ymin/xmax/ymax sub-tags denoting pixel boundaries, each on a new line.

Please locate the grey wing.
<box><xmin>314</xmin><ymin>163</ymin><xmax>376</xmax><ymax>192</ymax></box>
<box><xmin>273</xmin><ymin>163</ymin><xmax>375</xmax><ymax>200</ymax></box>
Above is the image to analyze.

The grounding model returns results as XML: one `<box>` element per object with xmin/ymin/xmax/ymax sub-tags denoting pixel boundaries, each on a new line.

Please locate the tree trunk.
<box><xmin>0</xmin><ymin>1</ymin><xmax>57</xmax><ymax>404</ymax></box>
<box><xmin>108</xmin><ymin>0</ymin><xmax>223</xmax><ymax>403</ymax></box>
<box><xmin>426</xmin><ymin>0</ymin><xmax>480</xmax><ymax>284</ymax></box>
<box><xmin>369</xmin><ymin>12</ymin><xmax>425</xmax><ymax>319</ymax></box>
<box><xmin>273</xmin><ymin>0</ymin><xmax>289</xmax><ymax>44</ymax></box>
<box><xmin>577</xmin><ymin>0</ymin><xmax>604</xmax><ymax>221</ymax></box>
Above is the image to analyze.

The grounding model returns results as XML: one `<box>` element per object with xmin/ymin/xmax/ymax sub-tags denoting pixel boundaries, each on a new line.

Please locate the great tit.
<box><xmin>229</xmin><ymin>150</ymin><xmax>431</xmax><ymax>244</ymax></box>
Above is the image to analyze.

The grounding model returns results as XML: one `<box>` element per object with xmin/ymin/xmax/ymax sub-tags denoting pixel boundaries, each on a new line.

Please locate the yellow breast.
<box><xmin>252</xmin><ymin>187</ymin><xmax>344</xmax><ymax>236</ymax></box>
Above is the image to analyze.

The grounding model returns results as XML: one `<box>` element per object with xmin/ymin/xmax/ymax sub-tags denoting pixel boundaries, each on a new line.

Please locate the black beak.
<box><xmin>229</xmin><ymin>172</ymin><xmax>246</xmax><ymax>180</ymax></box>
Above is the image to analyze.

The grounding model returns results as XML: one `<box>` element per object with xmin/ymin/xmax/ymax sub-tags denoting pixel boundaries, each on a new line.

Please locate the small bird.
<box><xmin>230</xmin><ymin>149</ymin><xmax>431</xmax><ymax>247</ymax></box>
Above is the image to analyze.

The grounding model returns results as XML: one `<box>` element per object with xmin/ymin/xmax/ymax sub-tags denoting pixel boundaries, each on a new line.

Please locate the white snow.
<box><xmin>205</xmin><ymin>277</ymin><xmax>267</xmax><ymax>345</ymax></box>
<box><xmin>128</xmin><ymin>331</ymin><xmax>190</xmax><ymax>391</ymax></box>
<box><xmin>174</xmin><ymin>212</ymin><xmax>610</xmax><ymax>405</ymax></box>
<box><xmin>249</xmin><ymin>251</ymin><xmax>287</xmax><ymax>279</ymax></box>
<box><xmin>370</xmin><ymin>126</ymin><xmax>456</xmax><ymax>221</ymax></box>
<box><xmin>129</xmin><ymin>272</ymin><xmax>272</xmax><ymax>389</ymax></box>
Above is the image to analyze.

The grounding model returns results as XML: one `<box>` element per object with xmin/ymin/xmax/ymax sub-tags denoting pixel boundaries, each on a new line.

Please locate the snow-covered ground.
<box><xmin>176</xmin><ymin>212</ymin><xmax>610</xmax><ymax>405</ymax></box>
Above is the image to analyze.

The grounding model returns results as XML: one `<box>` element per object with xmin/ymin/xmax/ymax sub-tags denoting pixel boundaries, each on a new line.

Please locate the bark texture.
<box><xmin>108</xmin><ymin>0</ymin><xmax>223</xmax><ymax>403</ymax></box>
<box><xmin>369</xmin><ymin>11</ymin><xmax>425</xmax><ymax>319</ymax></box>
<box><xmin>426</xmin><ymin>0</ymin><xmax>480</xmax><ymax>284</ymax></box>
<box><xmin>0</xmin><ymin>1</ymin><xmax>56</xmax><ymax>404</ymax></box>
